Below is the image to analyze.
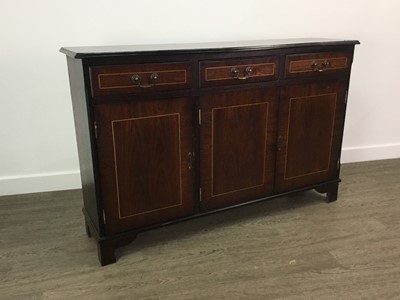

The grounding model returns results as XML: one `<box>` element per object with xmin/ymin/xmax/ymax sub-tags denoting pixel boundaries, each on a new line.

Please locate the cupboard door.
<box><xmin>200</xmin><ymin>88</ymin><xmax>279</xmax><ymax>211</ymax></box>
<box><xmin>95</xmin><ymin>98</ymin><xmax>194</xmax><ymax>234</ymax></box>
<box><xmin>275</xmin><ymin>82</ymin><xmax>347</xmax><ymax>192</ymax></box>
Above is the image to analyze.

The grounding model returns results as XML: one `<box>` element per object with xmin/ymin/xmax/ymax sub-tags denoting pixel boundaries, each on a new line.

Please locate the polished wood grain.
<box><xmin>113</xmin><ymin>113</ymin><xmax>182</xmax><ymax>217</ymax></box>
<box><xmin>200</xmin><ymin>56</ymin><xmax>278</xmax><ymax>87</ymax></box>
<box><xmin>200</xmin><ymin>88</ymin><xmax>279</xmax><ymax>211</ymax></box>
<box><xmin>285</xmin><ymin>51</ymin><xmax>353</xmax><ymax>79</ymax></box>
<box><xmin>94</xmin><ymin>97</ymin><xmax>194</xmax><ymax>234</ymax></box>
<box><xmin>1</xmin><ymin>159</ymin><xmax>399</xmax><ymax>299</ymax></box>
<box><xmin>275</xmin><ymin>82</ymin><xmax>347</xmax><ymax>193</ymax></box>
<box><xmin>90</xmin><ymin>62</ymin><xmax>192</xmax><ymax>97</ymax></box>
<box><xmin>285</xmin><ymin>93</ymin><xmax>336</xmax><ymax>178</ymax></box>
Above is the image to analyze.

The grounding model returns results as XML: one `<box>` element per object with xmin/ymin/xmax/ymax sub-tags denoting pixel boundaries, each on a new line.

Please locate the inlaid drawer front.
<box><xmin>90</xmin><ymin>62</ymin><xmax>192</xmax><ymax>97</ymax></box>
<box><xmin>200</xmin><ymin>57</ymin><xmax>278</xmax><ymax>87</ymax></box>
<box><xmin>285</xmin><ymin>51</ymin><xmax>352</xmax><ymax>78</ymax></box>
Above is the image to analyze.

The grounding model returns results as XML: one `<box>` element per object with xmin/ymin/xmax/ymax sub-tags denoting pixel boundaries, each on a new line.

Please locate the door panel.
<box><xmin>95</xmin><ymin>98</ymin><xmax>194</xmax><ymax>234</ymax></box>
<box><xmin>112</xmin><ymin>113</ymin><xmax>182</xmax><ymax>218</ymax></box>
<box><xmin>275</xmin><ymin>82</ymin><xmax>347</xmax><ymax>192</ymax></box>
<box><xmin>200</xmin><ymin>88</ymin><xmax>279</xmax><ymax>211</ymax></box>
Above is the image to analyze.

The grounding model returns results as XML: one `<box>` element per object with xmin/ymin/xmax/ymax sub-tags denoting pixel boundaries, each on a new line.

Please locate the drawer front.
<box><xmin>200</xmin><ymin>57</ymin><xmax>278</xmax><ymax>87</ymax></box>
<box><xmin>285</xmin><ymin>51</ymin><xmax>352</xmax><ymax>78</ymax></box>
<box><xmin>90</xmin><ymin>62</ymin><xmax>192</xmax><ymax>97</ymax></box>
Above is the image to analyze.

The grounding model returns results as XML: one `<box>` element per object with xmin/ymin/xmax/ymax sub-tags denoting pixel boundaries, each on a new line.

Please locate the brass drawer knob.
<box><xmin>150</xmin><ymin>73</ymin><xmax>158</xmax><ymax>81</ymax></box>
<box><xmin>231</xmin><ymin>67</ymin><xmax>240</xmax><ymax>77</ymax></box>
<box><xmin>131</xmin><ymin>74</ymin><xmax>141</xmax><ymax>83</ymax></box>
<box><xmin>310</xmin><ymin>61</ymin><xmax>318</xmax><ymax>70</ymax></box>
<box><xmin>245</xmin><ymin>66</ymin><xmax>253</xmax><ymax>75</ymax></box>
<box><xmin>322</xmin><ymin>60</ymin><xmax>331</xmax><ymax>68</ymax></box>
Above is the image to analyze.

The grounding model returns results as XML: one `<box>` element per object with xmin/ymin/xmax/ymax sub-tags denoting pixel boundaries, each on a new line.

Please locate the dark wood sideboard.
<box><xmin>61</xmin><ymin>38</ymin><xmax>359</xmax><ymax>266</ymax></box>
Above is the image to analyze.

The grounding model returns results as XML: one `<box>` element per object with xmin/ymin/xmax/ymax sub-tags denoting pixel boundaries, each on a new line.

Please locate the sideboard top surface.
<box><xmin>60</xmin><ymin>38</ymin><xmax>360</xmax><ymax>59</ymax></box>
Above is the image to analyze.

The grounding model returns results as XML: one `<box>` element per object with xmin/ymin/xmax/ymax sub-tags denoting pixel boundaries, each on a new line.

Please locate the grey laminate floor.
<box><xmin>1</xmin><ymin>159</ymin><xmax>400</xmax><ymax>299</ymax></box>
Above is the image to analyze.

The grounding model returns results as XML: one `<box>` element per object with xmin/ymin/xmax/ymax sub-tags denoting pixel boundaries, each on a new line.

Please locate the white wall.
<box><xmin>1</xmin><ymin>0</ymin><xmax>399</xmax><ymax>196</ymax></box>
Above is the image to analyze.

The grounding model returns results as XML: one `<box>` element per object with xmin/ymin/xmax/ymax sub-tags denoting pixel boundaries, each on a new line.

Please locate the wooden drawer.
<box><xmin>90</xmin><ymin>62</ymin><xmax>192</xmax><ymax>97</ymax></box>
<box><xmin>200</xmin><ymin>57</ymin><xmax>278</xmax><ymax>87</ymax></box>
<box><xmin>285</xmin><ymin>51</ymin><xmax>352</xmax><ymax>79</ymax></box>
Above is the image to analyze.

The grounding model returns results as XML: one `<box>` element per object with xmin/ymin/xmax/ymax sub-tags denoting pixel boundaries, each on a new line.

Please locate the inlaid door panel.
<box><xmin>95</xmin><ymin>98</ymin><xmax>194</xmax><ymax>234</ymax></box>
<box><xmin>275</xmin><ymin>81</ymin><xmax>347</xmax><ymax>192</ymax></box>
<box><xmin>200</xmin><ymin>88</ymin><xmax>279</xmax><ymax>211</ymax></box>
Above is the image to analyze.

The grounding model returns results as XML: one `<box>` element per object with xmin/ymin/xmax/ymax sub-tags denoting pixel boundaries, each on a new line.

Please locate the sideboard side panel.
<box><xmin>66</xmin><ymin>57</ymin><xmax>102</xmax><ymax>235</ymax></box>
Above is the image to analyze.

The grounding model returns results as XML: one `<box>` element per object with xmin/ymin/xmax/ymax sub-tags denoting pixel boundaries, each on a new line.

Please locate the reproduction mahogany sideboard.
<box><xmin>61</xmin><ymin>38</ymin><xmax>359</xmax><ymax>266</ymax></box>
